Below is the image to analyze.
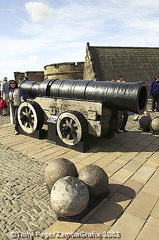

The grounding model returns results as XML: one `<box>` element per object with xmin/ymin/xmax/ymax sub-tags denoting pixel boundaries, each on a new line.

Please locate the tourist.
<box><xmin>149</xmin><ymin>76</ymin><xmax>159</xmax><ymax>111</ymax></box>
<box><xmin>8</xmin><ymin>80</ymin><xmax>25</xmax><ymax>135</ymax></box>
<box><xmin>0</xmin><ymin>77</ymin><xmax>9</xmax><ymax>116</ymax></box>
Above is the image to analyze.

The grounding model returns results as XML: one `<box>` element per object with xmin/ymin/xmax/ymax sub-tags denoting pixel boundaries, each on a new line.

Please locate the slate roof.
<box><xmin>88</xmin><ymin>44</ymin><xmax>159</xmax><ymax>85</ymax></box>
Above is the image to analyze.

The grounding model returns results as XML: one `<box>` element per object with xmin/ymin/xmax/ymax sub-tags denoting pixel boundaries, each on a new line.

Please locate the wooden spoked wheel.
<box><xmin>56</xmin><ymin>111</ymin><xmax>87</xmax><ymax>146</ymax></box>
<box><xmin>17</xmin><ymin>101</ymin><xmax>44</xmax><ymax>134</ymax></box>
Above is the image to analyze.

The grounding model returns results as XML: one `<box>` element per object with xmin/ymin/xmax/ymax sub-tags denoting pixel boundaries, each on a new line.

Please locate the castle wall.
<box><xmin>14</xmin><ymin>72</ymin><xmax>25</xmax><ymax>83</ymax></box>
<box><xmin>14</xmin><ymin>71</ymin><xmax>44</xmax><ymax>83</ymax></box>
<box><xmin>44</xmin><ymin>62</ymin><xmax>84</xmax><ymax>80</ymax></box>
<box><xmin>83</xmin><ymin>43</ymin><xmax>96</xmax><ymax>81</ymax></box>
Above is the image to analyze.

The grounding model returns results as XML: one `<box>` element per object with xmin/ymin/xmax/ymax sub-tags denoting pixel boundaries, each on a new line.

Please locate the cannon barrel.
<box><xmin>19</xmin><ymin>79</ymin><xmax>148</xmax><ymax>114</ymax></box>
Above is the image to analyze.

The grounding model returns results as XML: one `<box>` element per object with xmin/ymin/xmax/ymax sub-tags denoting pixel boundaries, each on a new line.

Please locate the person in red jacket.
<box><xmin>1</xmin><ymin>77</ymin><xmax>9</xmax><ymax>115</ymax></box>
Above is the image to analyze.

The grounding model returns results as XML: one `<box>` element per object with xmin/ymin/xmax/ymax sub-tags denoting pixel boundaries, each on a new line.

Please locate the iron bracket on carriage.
<box><xmin>16</xmin><ymin>79</ymin><xmax>148</xmax><ymax>152</ymax></box>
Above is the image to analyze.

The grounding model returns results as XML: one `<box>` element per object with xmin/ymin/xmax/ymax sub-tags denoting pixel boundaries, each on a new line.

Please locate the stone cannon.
<box><xmin>17</xmin><ymin>79</ymin><xmax>148</xmax><ymax>150</ymax></box>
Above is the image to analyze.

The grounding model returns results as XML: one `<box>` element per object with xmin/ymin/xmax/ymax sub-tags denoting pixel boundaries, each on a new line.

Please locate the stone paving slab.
<box><xmin>125</xmin><ymin>191</ymin><xmax>158</xmax><ymax>219</ymax></box>
<box><xmin>136</xmin><ymin>217</ymin><xmax>159</xmax><ymax>240</ymax></box>
<box><xmin>1</xmin><ymin>114</ymin><xmax>159</xmax><ymax>240</ymax></box>
<box><xmin>89</xmin><ymin>192</ymin><xmax>132</xmax><ymax>228</ymax></box>
<box><xmin>130</xmin><ymin>165</ymin><xmax>156</xmax><ymax>183</ymax></box>
<box><xmin>141</xmin><ymin>168</ymin><xmax>159</xmax><ymax>196</ymax></box>
<box><xmin>35</xmin><ymin>221</ymin><xmax>82</xmax><ymax>240</ymax></box>
<box><xmin>109</xmin><ymin>212</ymin><xmax>145</xmax><ymax>240</ymax></box>
<box><xmin>150</xmin><ymin>199</ymin><xmax>159</xmax><ymax>219</ymax></box>
<box><xmin>117</xmin><ymin>179</ymin><xmax>144</xmax><ymax>199</ymax></box>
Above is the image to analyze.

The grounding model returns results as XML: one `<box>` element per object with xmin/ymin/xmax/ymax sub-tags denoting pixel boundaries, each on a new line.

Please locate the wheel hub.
<box><xmin>61</xmin><ymin>125</ymin><xmax>71</xmax><ymax>137</ymax></box>
<box><xmin>61</xmin><ymin>122</ymin><xmax>76</xmax><ymax>138</ymax></box>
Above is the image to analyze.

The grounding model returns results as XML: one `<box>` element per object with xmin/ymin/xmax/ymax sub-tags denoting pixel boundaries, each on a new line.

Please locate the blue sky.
<box><xmin>0</xmin><ymin>0</ymin><xmax>159</xmax><ymax>80</ymax></box>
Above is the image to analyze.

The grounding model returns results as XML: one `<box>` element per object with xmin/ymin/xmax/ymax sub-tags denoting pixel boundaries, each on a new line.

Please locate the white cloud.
<box><xmin>25</xmin><ymin>2</ymin><xmax>56</xmax><ymax>22</ymax></box>
<box><xmin>0</xmin><ymin>55</ymin><xmax>42</xmax><ymax>73</ymax></box>
<box><xmin>28</xmin><ymin>55</ymin><xmax>41</xmax><ymax>63</ymax></box>
<box><xmin>22</xmin><ymin>0</ymin><xmax>159</xmax><ymax>46</ymax></box>
<box><xmin>0</xmin><ymin>57</ymin><xmax>43</xmax><ymax>81</ymax></box>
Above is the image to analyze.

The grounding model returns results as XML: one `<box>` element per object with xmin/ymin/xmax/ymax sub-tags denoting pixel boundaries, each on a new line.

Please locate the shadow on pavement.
<box><xmin>87</xmin><ymin>131</ymin><xmax>159</xmax><ymax>153</ymax></box>
<box><xmin>81</xmin><ymin>183</ymin><xmax>136</xmax><ymax>224</ymax></box>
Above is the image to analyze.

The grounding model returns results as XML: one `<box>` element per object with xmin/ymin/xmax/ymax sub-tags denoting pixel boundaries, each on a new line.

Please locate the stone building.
<box><xmin>83</xmin><ymin>42</ymin><xmax>159</xmax><ymax>85</ymax></box>
<box><xmin>44</xmin><ymin>62</ymin><xmax>84</xmax><ymax>80</ymax></box>
<box><xmin>14</xmin><ymin>71</ymin><xmax>44</xmax><ymax>83</ymax></box>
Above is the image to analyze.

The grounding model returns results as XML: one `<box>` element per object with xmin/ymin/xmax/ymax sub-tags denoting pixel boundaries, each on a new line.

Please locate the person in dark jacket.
<box><xmin>149</xmin><ymin>76</ymin><xmax>159</xmax><ymax>111</ymax></box>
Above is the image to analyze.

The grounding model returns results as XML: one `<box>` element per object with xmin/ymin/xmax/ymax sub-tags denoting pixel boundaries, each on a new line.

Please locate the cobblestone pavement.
<box><xmin>0</xmin><ymin>144</ymin><xmax>57</xmax><ymax>239</ymax></box>
<box><xmin>0</xmin><ymin>108</ymin><xmax>159</xmax><ymax>240</ymax></box>
<box><xmin>0</xmin><ymin>110</ymin><xmax>10</xmax><ymax>125</ymax></box>
<box><xmin>0</xmin><ymin>112</ymin><xmax>57</xmax><ymax>240</ymax></box>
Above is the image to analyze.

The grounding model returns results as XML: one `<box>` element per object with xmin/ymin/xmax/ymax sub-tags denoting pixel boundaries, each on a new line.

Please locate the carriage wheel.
<box><xmin>17</xmin><ymin>101</ymin><xmax>44</xmax><ymax>134</ymax></box>
<box><xmin>56</xmin><ymin>111</ymin><xmax>88</xmax><ymax>146</ymax></box>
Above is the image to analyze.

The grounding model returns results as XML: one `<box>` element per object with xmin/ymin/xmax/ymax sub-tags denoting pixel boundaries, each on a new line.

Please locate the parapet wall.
<box><xmin>14</xmin><ymin>71</ymin><xmax>44</xmax><ymax>83</ymax></box>
<box><xmin>14</xmin><ymin>72</ymin><xmax>25</xmax><ymax>83</ymax></box>
<box><xmin>44</xmin><ymin>62</ymin><xmax>84</xmax><ymax>79</ymax></box>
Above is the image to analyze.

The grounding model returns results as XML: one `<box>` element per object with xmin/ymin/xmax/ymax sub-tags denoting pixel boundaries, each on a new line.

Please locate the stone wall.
<box><xmin>83</xmin><ymin>43</ymin><xmax>96</xmax><ymax>81</ymax></box>
<box><xmin>14</xmin><ymin>72</ymin><xmax>24</xmax><ymax>83</ymax></box>
<box><xmin>14</xmin><ymin>71</ymin><xmax>44</xmax><ymax>83</ymax></box>
<box><xmin>44</xmin><ymin>62</ymin><xmax>84</xmax><ymax>80</ymax></box>
<box><xmin>85</xmin><ymin>43</ymin><xmax>159</xmax><ymax>84</ymax></box>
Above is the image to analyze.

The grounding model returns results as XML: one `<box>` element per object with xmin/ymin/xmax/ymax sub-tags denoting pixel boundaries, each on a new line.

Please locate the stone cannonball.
<box><xmin>78</xmin><ymin>165</ymin><xmax>109</xmax><ymax>197</ymax></box>
<box><xmin>151</xmin><ymin>117</ymin><xmax>159</xmax><ymax>133</ymax></box>
<box><xmin>51</xmin><ymin>176</ymin><xmax>89</xmax><ymax>216</ymax></box>
<box><xmin>139</xmin><ymin>115</ymin><xmax>152</xmax><ymax>131</ymax></box>
<box><xmin>44</xmin><ymin>158</ymin><xmax>78</xmax><ymax>190</ymax></box>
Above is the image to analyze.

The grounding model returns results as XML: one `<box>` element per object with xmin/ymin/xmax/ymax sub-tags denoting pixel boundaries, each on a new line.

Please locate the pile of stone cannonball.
<box><xmin>44</xmin><ymin>158</ymin><xmax>109</xmax><ymax>217</ymax></box>
<box><xmin>139</xmin><ymin>114</ymin><xmax>159</xmax><ymax>134</ymax></box>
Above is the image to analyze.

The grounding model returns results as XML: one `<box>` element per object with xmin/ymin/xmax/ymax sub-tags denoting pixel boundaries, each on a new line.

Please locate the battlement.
<box><xmin>44</xmin><ymin>62</ymin><xmax>84</xmax><ymax>69</ymax></box>
<box><xmin>44</xmin><ymin>62</ymin><xmax>84</xmax><ymax>80</ymax></box>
